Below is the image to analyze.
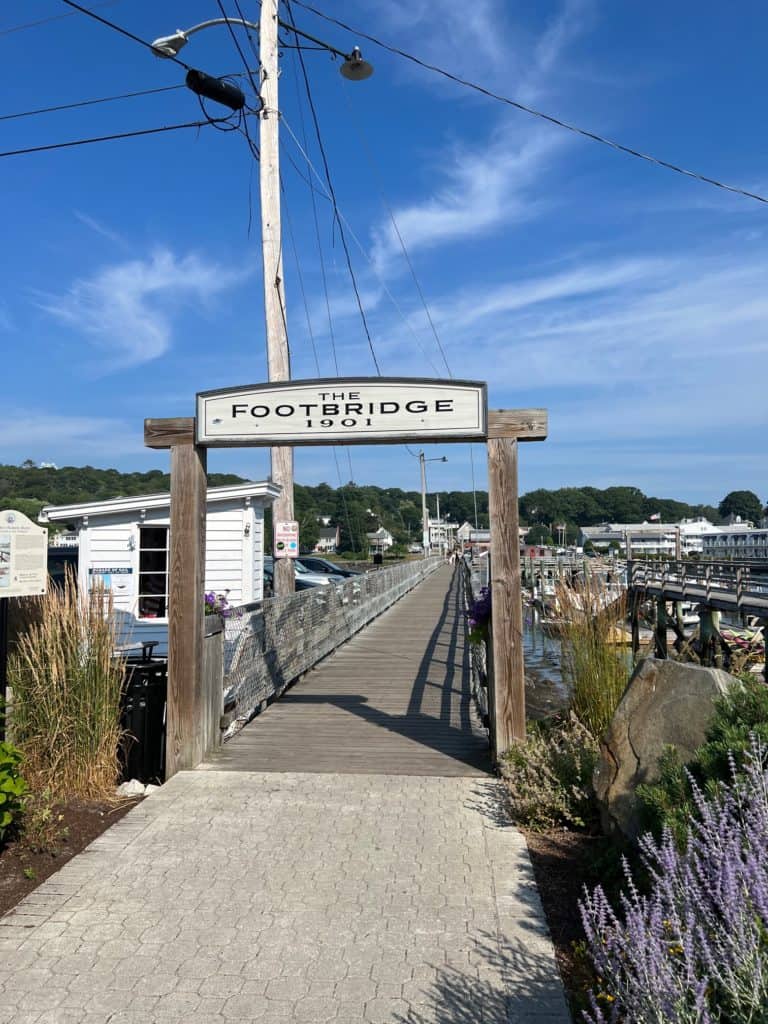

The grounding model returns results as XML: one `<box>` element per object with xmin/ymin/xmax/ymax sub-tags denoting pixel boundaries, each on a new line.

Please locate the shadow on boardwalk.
<box><xmin>209</xmin><ymin>565</ymin><xmax>490</xmax><ymax>776</ymax></box>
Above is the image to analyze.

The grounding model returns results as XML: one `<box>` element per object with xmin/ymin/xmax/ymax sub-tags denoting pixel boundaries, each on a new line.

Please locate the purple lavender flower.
<box><xmin>580</xmin><ymin>736</ymin><xmax>768</xmax><ymax>1023</ymax></box>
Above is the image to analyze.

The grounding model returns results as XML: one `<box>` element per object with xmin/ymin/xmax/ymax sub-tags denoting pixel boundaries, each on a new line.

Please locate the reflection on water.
<box><xmin>524</xmin><ymin>605</ymin><xmax>571</xmax><ymax>719</ymax></box>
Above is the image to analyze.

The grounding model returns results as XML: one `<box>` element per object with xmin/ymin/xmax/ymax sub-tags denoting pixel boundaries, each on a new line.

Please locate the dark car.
<box><xmin>297</xmin><ymin>556</ymin><xmax>362</xmax><ymax>578</ymax></box>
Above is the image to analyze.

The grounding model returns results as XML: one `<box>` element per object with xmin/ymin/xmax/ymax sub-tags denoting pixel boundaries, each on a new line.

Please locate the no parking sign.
<box><xmin>274</xmin><ymin>520</ymin><xmax>299</xmax><ymax>559</ymax></box>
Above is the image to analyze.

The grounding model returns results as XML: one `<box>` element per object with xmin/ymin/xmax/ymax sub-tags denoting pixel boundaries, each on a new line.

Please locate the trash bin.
<box><xmin>119</xmin><ymin>655</ymin><xmax>167</xmax><ymax>785</ymax></box>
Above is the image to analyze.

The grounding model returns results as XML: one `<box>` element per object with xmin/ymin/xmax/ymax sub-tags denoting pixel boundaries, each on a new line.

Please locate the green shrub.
<box><xmin>0</xmin><ymin>741</ymin><xmax>28</xmax><ymax>844</ymax></box>
<box><xmin>637</xmin><ymin>677</ymin><xmax>768</xmax><ymax>844</ymax></box>
<box><xmin>501</xmin><ymin>715</ymin><xmax>599</xmax><ymax>830</ymax></box>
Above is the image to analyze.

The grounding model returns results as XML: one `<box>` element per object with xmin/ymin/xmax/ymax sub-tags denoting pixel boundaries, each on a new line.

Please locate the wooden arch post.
<box><xmin>146</xmin><ymin>389</ymin><xmax>547</xmax><ymax>778</ymax></box>
<box><xmin>486</xmin><ymin>410</ymin><xmax>548</xmax><ymax>759</ymax></box>
<box><xmin>145</xmin><ymin>417</ymin><xmax>207</xmax><ymax>777</ymax></box>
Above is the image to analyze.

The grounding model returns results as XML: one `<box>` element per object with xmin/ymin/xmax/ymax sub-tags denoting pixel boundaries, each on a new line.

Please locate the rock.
<box><xmin>594</xmin><ymin>658</ymin><xmax>740</xmax><ymax>838</ymax></box>
<box><xmin>116</xmin><ymin>779</ymin><xmax>146</xmax><ymax>797</ymax></box>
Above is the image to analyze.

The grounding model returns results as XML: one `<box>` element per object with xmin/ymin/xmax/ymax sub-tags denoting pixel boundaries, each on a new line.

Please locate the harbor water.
<box><xmin>523</xmin><ymin>607</ymin><xmax>572</xmax><ymax>719</ymax></box>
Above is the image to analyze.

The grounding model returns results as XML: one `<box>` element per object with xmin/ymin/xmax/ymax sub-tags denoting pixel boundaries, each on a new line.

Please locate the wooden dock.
<box><xmin>203</xmin><ymin>564</ymin><xmax>491</xmax><ymax>777</ymax></box>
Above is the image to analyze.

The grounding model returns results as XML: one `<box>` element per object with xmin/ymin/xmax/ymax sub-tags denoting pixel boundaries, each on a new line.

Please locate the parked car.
<box><xmin>297</xmin><ymin>556</ymin><xmax>362</xmax><ymax>578</ymax></box>
<box><xmin>263</xmin><ymin>556</ymin><xmax>345</xmax><ymax>595</ymax></box>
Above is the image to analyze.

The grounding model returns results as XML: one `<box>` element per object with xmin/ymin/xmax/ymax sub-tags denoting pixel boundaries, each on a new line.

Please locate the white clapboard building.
<box><xmin>39</xmin><ymin>481</ymin><xmax>280</xmax><ymax>655</ymax></box>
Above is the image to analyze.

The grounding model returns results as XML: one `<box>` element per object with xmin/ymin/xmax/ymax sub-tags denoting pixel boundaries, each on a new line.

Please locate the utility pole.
<box><xmin>260</xmin><ymin>0</ymin><xmax>294</xmax><ymax>595</ymax></box>
<box><xmin>420</xmin><ymin>452</ymin><xmax>429</xmax><ymax>555</ymax></box>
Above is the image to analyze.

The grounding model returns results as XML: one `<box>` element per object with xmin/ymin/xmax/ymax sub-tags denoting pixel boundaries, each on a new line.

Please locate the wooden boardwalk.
<box><xmin>203</xmin><ymin>564</ymin><xmax>491</xmax><ymax>776</ymax></box>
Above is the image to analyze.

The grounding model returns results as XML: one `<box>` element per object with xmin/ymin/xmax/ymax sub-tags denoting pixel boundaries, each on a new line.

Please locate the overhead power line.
<box><xmin>0</xmin><ymin>120</ymin><xmax>224</xmax><ymax>160</ymax></box>
<box><xmin>0</xmin><ymin>2</ymin><xmax>121</xmax><ymax>37</ymax></box>
<box><xmin>0</xmin><ymin>69</ymin><xmax>260</xmax><ymax>124</ymax></box>
<box><xmin>290</xmin><ymin>0</ymin><xmax>768</xmax><ymax>206</ymax></box>
<box><xmin>0</xmin><ymin>84</ymin><xmax>184</xmax><ymax>123</ymax></box>
<box><xmin>59</xmin><ymin>0</ymin><xmax>191</xmax><ymax>70</ymax></box>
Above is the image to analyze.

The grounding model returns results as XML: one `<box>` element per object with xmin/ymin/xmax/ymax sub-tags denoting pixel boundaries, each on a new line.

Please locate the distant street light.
<box><xmin>418</xmin><ymin>452</ymin><xmax>447</xmax><ymax>554</ymax></box>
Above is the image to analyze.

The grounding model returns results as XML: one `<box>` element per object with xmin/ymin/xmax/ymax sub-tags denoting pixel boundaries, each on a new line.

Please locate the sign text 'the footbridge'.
<box><xmin>197</xmin><ymin>378</ymin><xmax>487</xmax><ymax>447</ymax></box>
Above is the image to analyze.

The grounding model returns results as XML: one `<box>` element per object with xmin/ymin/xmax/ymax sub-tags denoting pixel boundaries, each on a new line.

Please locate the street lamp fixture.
<box><xmin>150</xmin><ymin>18</ymin><xmax>374</xmax><ymax>81</ymax></box>
<box><xmin>149</xmin><ymin>9</ymin><xmax>372</xmax><ymax>596</ymax></box>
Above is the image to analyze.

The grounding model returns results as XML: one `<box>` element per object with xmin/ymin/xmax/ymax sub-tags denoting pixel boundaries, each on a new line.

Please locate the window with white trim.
<box><xmin>138</xmin><ymin>526</ymin><xmax>169</xmax><ymax>619</ymax></box>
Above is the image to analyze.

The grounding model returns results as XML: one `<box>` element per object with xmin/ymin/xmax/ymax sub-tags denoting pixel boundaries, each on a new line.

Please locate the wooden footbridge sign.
<box><xmin>145</xmin><ymin>378</ymin><xmax>547</xmax><ymax>775</ymax></box>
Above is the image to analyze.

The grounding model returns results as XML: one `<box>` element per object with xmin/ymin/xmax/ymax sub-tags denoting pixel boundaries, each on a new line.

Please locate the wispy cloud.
<box><xmin>366</xmin><ymin>0</ymin><xmax>592</xmax><ymax>273</ymax></box>
<box><xmin>74</xmin><ymin>210</ymin><xmax>127</xmax><ymax>248</ymax></box>
<box><xmin>39</xmin><ymin>248</ymin><xmax>250</xmax><ymax>370</ymax></box>
<box><xmin>371</xmin><ymin>128</ymin><xmax>566</xmax><ymax>273</ymax></box>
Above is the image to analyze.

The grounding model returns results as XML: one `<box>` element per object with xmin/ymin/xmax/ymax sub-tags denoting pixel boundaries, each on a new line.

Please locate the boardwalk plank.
<box><xmin>203</xmin><ymin>564</ymin><xmax>491</xmax><ymax>777</ymax></box>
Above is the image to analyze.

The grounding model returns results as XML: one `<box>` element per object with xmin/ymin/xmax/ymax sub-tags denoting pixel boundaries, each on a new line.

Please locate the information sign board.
<box><xmin>0</xmin><ymin>510</ymin><xmax>47</xmax><ymax>598</ymax></box>
<box><xmin>274</xmin><ymin>521</ymin><xmax>299</xmax><ymax>559</ymax></box>
<box><xmin>197</xmin><ymin>378</ymin><xmax>487</xmax><ymax>447</ymax></box>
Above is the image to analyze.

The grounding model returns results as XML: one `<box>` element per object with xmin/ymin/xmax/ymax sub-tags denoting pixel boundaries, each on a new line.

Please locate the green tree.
<box><xmin>718</xmin><ymin>490</ymin><xmax>763</xmax><ymax>524</ymax></box>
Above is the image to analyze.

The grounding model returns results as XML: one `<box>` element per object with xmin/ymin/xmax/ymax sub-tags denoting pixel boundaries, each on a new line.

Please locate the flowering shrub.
<box><xmin>204</xmin><ymin>591</ymin><xmax>238</xmax><ymax>618</ymax></box>
<box><xmin>466</xmin><ymin>587</ymin><xmax>491</xmax><ymax>645</ymax></box>
<box><xmin>580</xmin><ymin>736</ymin><xmax>768</xmax><ymax>1024</ymax></box>
<box><xmin>501</xmin><ymin>714</ymin><xmax>599</xmax><ymax>830</ymax></box>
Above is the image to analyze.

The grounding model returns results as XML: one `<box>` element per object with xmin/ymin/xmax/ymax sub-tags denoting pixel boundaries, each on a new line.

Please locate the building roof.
<box><xmin>39</xmin><ymin>481</ymin><xmax>281</xmax><ymax>523</ymax></box>
<box><xmin>317</xmin><ymin>526</ymin><xmax>339</xmax><ymax>539</ymax></box>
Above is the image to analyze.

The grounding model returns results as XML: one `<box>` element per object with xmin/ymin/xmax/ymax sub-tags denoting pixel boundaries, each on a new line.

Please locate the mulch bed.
<box><xmin>522</xmin><ymin>827</ymin><xmax>613</xmax><ymax>1019</ymax></box>
<box><xmin>0</xmin><ymin>798</ymin><xmax>140</xmax><ymax>919</ymax></box>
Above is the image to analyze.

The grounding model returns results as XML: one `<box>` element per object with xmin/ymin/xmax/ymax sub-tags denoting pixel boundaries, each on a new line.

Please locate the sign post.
<box><xmin>0</xmin><ymin>509</ymin><xmax>48</xmax><ymax>742</ymax></box>
<box><xmin>146</xmin><ymin>380</ymin><xmax>547</xmax><ymax>776</ymax></box>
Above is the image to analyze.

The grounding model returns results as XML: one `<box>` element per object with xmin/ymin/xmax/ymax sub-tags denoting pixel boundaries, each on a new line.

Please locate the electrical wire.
<box><xmin>289</xmin><ymin>0</ymin><xmax>768</xmax><ymax>207</ymax></box>
<box><xmin>0</xmin><ymin>84</ymin><xmax>184</xmax><ymax>123</ymax></box>
<box><xmin>283</xmin><ymin>0</ymin><xmax>382</xmax><ymax>374</ymax></box>
<box><xmin>214</xmin><ymin>0</ymin><xmax>263</xmax><ymax>104</ymax></box>
<box><xmin>0</xmin><ymin>70</ymin><xmax>260</xmax><ymax>125</ymax></box>
<box><xmin>0</xmin><ymin>2</ymin><xmax>121</xmax><ymax>37</ymax></box>
<box><xmin>282</xmin><ymin>189</ymin><xmax>364</xmax><ymax>549</ymax></box>
<box><xmin>0</xmin><ymin>120</ymin><xmax>225</xmax><ymax>160</ymax></box>
<box><xmin>280</xmin><ymin>115</ymin><xmax>444</xmax><ymax>376</ymax></box>
<box><xmin>286</xmin><ymin>54</ymin><xmax>341</xmax><ymax>375</ymax></box>
<box><xmin>59</xmin><ymin>0</ymin><xmax>191</xmax><ymax>70</ymax></box>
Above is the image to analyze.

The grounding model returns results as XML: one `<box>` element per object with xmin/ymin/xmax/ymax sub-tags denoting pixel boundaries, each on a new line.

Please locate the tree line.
<box><xmin>1</xmin><ymin>462</ymin><xmax>763</xmax><ymax>553</ymax></box>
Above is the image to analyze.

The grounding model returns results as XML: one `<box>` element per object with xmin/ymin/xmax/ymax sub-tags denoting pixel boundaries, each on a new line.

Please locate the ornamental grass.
<box><xmin>556</xmin><ymin>574</ymin><xmax>630</xmax><ymax>740</ymax></box>
<box><xmin>8</xmin><ymin>570</ymin><xmax>124</xmax><ymax>801</ymax></box>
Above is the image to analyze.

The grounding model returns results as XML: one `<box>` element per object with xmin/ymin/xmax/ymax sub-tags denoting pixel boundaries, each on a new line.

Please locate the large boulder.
<box><xmin>594</xmin><ymin>658</ymin><xmax>740</xmax><ymax>838</ymax></box>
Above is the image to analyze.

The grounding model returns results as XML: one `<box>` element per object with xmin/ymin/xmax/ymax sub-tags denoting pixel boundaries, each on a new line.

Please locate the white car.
<box><xmin>264</xmin><ymin>556</ymin><xmax>345</xmax><ymax>591</ymax></box>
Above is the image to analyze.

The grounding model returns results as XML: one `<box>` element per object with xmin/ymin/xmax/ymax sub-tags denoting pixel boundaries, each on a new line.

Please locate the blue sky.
<box><xmin>1</xmin><ymin>0</ymin><xmax>767</xmax><ymax>506</ymax></box>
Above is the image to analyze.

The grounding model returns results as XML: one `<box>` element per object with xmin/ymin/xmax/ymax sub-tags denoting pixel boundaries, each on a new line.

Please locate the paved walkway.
<box><xmin>0</xmin><ymin>567</ymin><xmax>571</xmax><ymax>1024</ymax></box>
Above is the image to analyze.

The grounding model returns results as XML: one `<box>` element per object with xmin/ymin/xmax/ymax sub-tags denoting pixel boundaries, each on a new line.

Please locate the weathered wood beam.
<box><xmin>487</xmin><ymin>436</ymin><xmax>525</xmax><ymax>759</ymax></box>
<box><xmin>487</xmin><ymin>409</ymin><xmax>547</xmax><ymax>441</ymax></box>
<box><xmin>144</xmin><ymin>417</ymin><xmax>195</xmax><ymax>449</ymax></box>
<box><xmin>166</xmin><ymin>441</ymin><xmax>207</xmax><ymax>778</ymax></box>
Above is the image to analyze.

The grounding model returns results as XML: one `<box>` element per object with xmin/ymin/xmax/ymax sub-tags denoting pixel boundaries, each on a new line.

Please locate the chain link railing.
<box><xmin>222</xmin><ymin>557</ymin><xmax>443</xmax><ymax>737</ymax></box>
<box><xmin>460</xmin><ymin>554</ymin><xmax>490</xmax><ymax>728</ymax></box>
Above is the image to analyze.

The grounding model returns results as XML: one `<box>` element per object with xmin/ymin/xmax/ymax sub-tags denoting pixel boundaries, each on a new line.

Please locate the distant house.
<box><xmin>39</xmin><ymin>481</ymin><xmax>279</xmax><ymax>655</ymax></box>
<box><xmin>456</xmin><ymin>521</ymin><xmax>473</xmax><ymax>544</ymax></box>
<box><xmin>314</xmin><ymin>525</ymin><xmax>340</xmax><ymax>554</ymax></box>
<box><xmin>366</xmin><ymin>527</ymin><xmax>393</xmax><ymax>553</ymax></box>
<box><xmin>702</xmin><ymin>526</ymin><xmax>768</xmax><ymax>561</ymax></box>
